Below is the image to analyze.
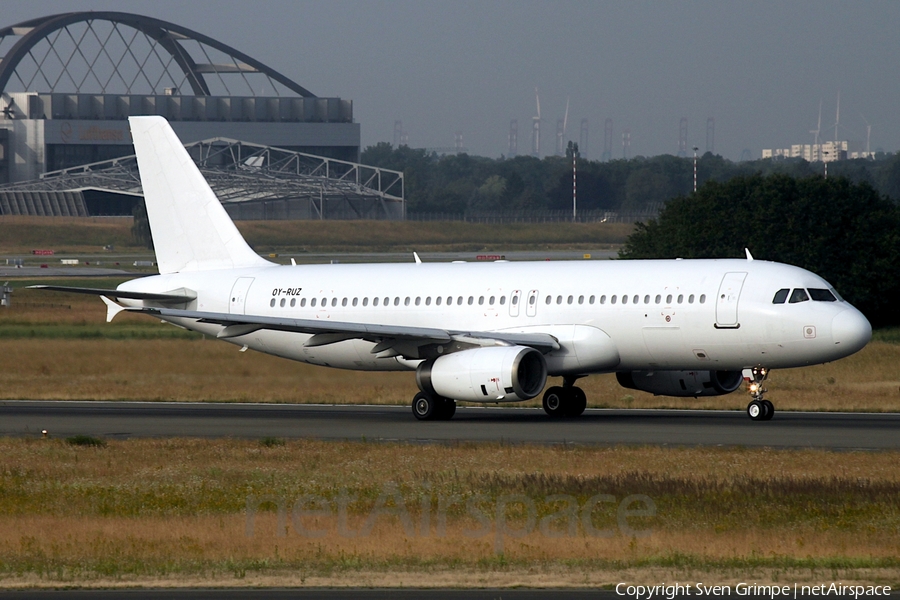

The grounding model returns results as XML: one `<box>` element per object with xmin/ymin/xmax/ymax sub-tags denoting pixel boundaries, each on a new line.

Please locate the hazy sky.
<box><xmin>4</xmin><ymin>1</ymin><xmax>899</xmax><ymax>160</ymax></box>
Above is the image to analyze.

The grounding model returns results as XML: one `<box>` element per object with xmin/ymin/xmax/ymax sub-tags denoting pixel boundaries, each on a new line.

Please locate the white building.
<box><xmin>762</xmin><ymin>140</ymin><xmax>873</xmax><ymax>162</ymax></box>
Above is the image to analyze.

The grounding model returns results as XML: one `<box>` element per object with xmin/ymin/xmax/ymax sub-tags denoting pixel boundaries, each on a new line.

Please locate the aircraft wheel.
<box><xmin>565</xmin><ymin>387</ymin><xmax>587</xmax><ymax>417</ymax></box>
<box><xmin>438</xmin><ymin>397</ymin><xmax>457</xmax><ymax>420</ymax></box>
<box><xmin>761</xmin><ymin>400</ymin><xmax>774</xmax><ymax>421</ymax></box>
<box><xmin>413</xmin><ymin>391</ymin><xmax>438</xmax><ymax>421</ymax></box>
<box><xmin>542</xmin><ymin>386</ymin><xmax>568</xmax><ymax>418</ymax></box>
<box><xmin>747</xmin><ymin>400</ymin><xmax>766</xmax><ymax>421</ymax></box>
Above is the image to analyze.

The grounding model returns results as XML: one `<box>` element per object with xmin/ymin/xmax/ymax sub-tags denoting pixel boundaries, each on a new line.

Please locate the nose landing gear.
<box><xmin>746</xmin><ymin>367</ymin><xmax>774</xmax><ymax>421</ymax></box>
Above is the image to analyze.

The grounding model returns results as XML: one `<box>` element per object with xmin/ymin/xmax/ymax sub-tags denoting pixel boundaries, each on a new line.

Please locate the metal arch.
<box><xmin>0</xmin><ymin>11</ymin><xmax>316</xmax><ymax>97</ymax></box>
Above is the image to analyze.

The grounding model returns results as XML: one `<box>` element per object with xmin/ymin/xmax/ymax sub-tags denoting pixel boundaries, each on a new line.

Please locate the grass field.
<box><xmin>2</xmin><ymin>281</ymin><xmax>899</xmax><ymax>411</ymax></box>
<box><xmin>1</xmin><ymin>439</ymin><xmax>898</xmax><ymax>588</ymax></box>
<box><xmin>0</xmin><ymin>215</ymin><xmax>631</xmax><ymax>256</ymax></box>
<box><xmin>3</xmin><ymin>216</ymin><xmax>898</xmax><ymax>590</ymax></box>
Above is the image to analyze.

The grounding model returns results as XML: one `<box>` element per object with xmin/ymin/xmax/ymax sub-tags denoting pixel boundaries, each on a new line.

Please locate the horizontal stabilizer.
<box><xmin>28</xmin><ymin>285</ymin><xmax>196</xmax><ymax>303</ymax></box>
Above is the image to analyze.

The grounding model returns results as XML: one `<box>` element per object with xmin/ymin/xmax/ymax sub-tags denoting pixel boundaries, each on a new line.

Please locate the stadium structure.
<box><xmin>0</xmin><ymin>12</ymin><xmax>403</xmax><ymax>219</ymax></box>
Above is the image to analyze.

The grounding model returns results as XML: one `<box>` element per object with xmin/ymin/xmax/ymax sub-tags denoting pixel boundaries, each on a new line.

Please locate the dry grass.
<box><xmin>3</xmin><ymin>281</ymin><xmax>899</xmax><ymax>410</ymax></box>
<box><xmin>1</xmin><ymin>337</ymin><xmax>897</xmax><ymax>411</ymax></box>
<box><xmin>0</xmin><ymin>439</ymin><xmax>898</xmax><ymax>586</ymax></box>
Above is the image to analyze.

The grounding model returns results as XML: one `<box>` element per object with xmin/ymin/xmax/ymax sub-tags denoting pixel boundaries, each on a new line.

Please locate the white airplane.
<box><xmin>34</xmin><ymin>116</ymin><xmax>872</xmax><ymax>422</ymax></box>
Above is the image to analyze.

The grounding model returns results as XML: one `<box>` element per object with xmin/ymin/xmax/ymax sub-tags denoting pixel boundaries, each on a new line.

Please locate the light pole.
<box><xmin>572</xmin><ymin>145</ymin><xmax>577</xmax><ymax>222</ymax></box>
<box><xmin>823</xmin><ymin>150</ymin><xmax>830</xmax><ymax>178</ymax></box>
<box><xmin>692</xmin><ymin>146</ymin><xmax>699</xmax><ymax>192</ymax></box>
<box><xmin>567</xmin><ymin>141</ymin><xmax>579</xmax><ymax>222</ymax></box>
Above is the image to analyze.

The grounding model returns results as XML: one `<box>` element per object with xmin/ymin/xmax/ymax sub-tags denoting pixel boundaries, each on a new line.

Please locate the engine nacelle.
<box><xmin>417</xmin><ymin>346</ymin><xmax>547</xmax><ymax>402</ymax></box>
<box><xmin>616</xmin><ymin>370</ymin><xmax>743</xmax><ymax>397</ymax></box>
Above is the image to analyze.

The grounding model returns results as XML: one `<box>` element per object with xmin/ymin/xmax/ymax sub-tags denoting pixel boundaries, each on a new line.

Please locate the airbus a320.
<box><xmin>34</xmin><ymin>116</ymin><xmax>872</xmax><ymax>422</ymax></box>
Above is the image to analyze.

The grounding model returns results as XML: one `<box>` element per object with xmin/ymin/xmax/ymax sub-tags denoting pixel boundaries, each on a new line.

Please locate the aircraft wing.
<box><xmin>128</xmin><ymin>306</ymin><xmax>560</xmax><ymax>357</ymax></box>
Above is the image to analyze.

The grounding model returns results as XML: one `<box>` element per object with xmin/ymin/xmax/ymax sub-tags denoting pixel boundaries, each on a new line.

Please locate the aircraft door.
<box><xmin>229</xmin><ymin>277</ymin><xmax>255</xmax><ymax>315</ymax></box>
<box><xmin>509</xmin><ymin>290</ymin><xmax>521</xmax><ymax>317</ymax></box>
<box><xmin>715</xmin><ymin>272</ymin><xmax>747</xmax><ymax>328</ymax></box>
<box><xmin>526</xmin><ymin>289</ymin><xmax>539</xmax><ymax>317</ymax></box>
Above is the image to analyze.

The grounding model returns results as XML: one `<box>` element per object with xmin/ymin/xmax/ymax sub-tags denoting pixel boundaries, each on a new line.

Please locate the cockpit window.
<box><xmin>772</xmin><ymin>289</ymin><xmax>789</xmax><ymax>304</ymax></box>
<box><xmin>789</xmin><ymin>288</ymin><xmax>810</xmax><ymax>303</ymax></box>
<box><xmin>809</xmin><ymin>288</ymin><xmax>837</xmax><ymax>302</ymax></box>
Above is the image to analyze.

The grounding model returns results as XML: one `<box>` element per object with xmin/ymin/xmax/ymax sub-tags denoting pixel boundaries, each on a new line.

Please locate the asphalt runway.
<box><xmin>1</xmin><ymin>401</ymin><xmax>898</xmax><ymax>449</ymax></box>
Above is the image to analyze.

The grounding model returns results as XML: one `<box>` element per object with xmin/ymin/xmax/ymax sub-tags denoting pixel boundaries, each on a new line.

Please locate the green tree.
<box><xmin>621</xmin><ymin>173</ymin><xmax>900</xmax><ymax>326</ymax></box>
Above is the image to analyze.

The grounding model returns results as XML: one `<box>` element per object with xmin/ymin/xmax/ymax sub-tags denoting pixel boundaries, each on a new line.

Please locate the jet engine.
<box><xmin>616</xmin><ymin>370</ymin><xmax>743</xmax><ymax>397</ymax></box>
<box><xmin>417</xmin><ymin>346</ymin><xmax>547</xmax><ymax>402</ymax></box>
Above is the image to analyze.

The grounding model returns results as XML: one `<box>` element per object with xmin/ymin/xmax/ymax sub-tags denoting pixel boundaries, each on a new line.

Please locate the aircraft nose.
<box><xmin>832</xmin><ymin>308</ymin><xmax>872</xmax><ymax>353</ymax></box>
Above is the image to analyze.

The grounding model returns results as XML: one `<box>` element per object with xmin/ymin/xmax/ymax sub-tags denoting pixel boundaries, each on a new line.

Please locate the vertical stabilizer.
<box><xmin>129</xmin><ymin>116</ymin><xmax>273</xmax><ymax>274</ymax></box>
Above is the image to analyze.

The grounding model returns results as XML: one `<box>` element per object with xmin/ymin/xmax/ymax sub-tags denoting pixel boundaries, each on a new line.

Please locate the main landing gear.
<box><xmin>412</xmin><ymin>391</ymin><xmax>456</xmax><ymax>421</ymax></box>
<box><xmin>746</xmin><ymin>367</ymin><xmax>774</xmax><ymax>421</ymax></box>
<box><xmin>542</xmin><ymin>377</ymin><xmax>587</xmax><ymax>418</ymax></box>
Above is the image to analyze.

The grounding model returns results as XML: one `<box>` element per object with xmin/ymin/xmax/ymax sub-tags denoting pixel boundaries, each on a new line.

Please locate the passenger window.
<box><xmin>270</xmin><ymin>298</ymin><xmax>276</xmax><ymax>307</ymax></box>
<box><xmin>342</xmin><ymin>298</ymin><xmax>348</xmax><ymax>307</ymax></box>
<box><xmin>789</xmin><ymin>289</ymin><xmax>810</xmax><ymax>303</ymax></box>
<box><xmin>499</xmin><ymin>296</ymin><xmax>506</xmax><ymax>305</ymax></box>
<box><xmin>557</xmin><ymin>295</ymin><xmax>563</xmax><ymax>304</ymax></box>
<box><xmin>699</xmin><ymin>294</ymin><xmax>706</xmax><ymax>304</ymax></box>
<box><xmin>425</xmin><ymin>297</ymin><xmax>431</xmax><ymax>306</ymax></box>
<box><xmin>384</xmin><ymin>297</ymin><xmax>389</xmax><ymax>306</ymax></box>
<box><xmin>600</xmin><ymin>295</ymin><xmax>606</xmax><ymax>304</ymax></box>
<box><xmin>511</xmin><ymin>295</ymin><xmax>518</xmax><ymax>305</ymax></box>
<box><xmin>622</xmin><ymin>295</ymin><xmax>628</xmax><ymax>304</ymax></box>
<box><xmin>311</xmin><ymin>298</ymin><xmax>317</xmax><ymax>307</ymax></box>
<box><xmin>655</xmin><ymin>295</ymin><xmax>661</xmax><ymax>304</ymax></box>
<box><xmin>478</xmin><ymin>296</ymin><xmax>484</xmax><ymax>305</ymax></box>
<box><xmin>353</xmin><ymin>298</ymin><xmax>358</xmax><ymax>307</ymax></box>
<box><xmin>688</xmin><ymin>294</ymin><xmax>694</xmax><ymax>304</ymax></box>
<box><xmin>567</xmin><ymin>295</ymin><xmax>573</xmax><ymax>305</ymax></box>
<box><xmin>489</xmin><ymin>296</ymin><xmax>495</xmax><ymax>305</ymax></box>
<box><xmin>332</xmin><ymin>298</ymin><xmax>338</xmax><ymax>307</ymax></box>
<box><xmin>373</xmin><ymin>297</ymin><xmax>379</xmax><ymax>307</ymax></box>
<box><xmin>415</xmin><ymin>297</ymin><xmax>421</xmax><ymax>306</ymax></box>
<box><xmin>435</xmin><ymin>297</ymin><xmax>441</xmax><ymax>306</ymax></box>
<box><xmin>545</xmin><ymin>295</ymin><xmax>552</xmax><ymax>305</ymax></box>
<box><xmin>468</xmin><ymin>296</ymin><xmax>474</xmax><ymax>305</ymax></box>
<box><xmin>301</xmin><ymin>298</ymin><xmax>307</xmax><ymax>307</ymax></box>
<box><xmin>290</xmin><ymin>298</ymin><xmax>296</xmax><ymax>307</ymax></box>
<box><xmin>363</xmin><ymin>298</ymin><xmax>368</xmax><ymax>307</ymax></box>
<box><xmin>633</xmin><ymin>295</ymin><xmax>639</xmax><ymax>304</ymax></box>
<box><xmin>772</xmin><ymin>289</ymin><xmax>789</xmax><ymax>304</ymax></box>
<box><xmin>643</xmin><ymin>295</ymin><xmax>650</xmax><ymax>304</ymax></box>
<box><xmin>280</xmin><ymin>298</ymin><xmax>286</xmax><ymax>307</ymax></box>
<box><xmin>578</xmin><ymin>295</ymin><xmax>584</xmax><ymax>305</ymax></box>
<box><xmin>457</xmin><ymin>296</ymin><xmax>463</xmax><ymax>305</ymax></box>
<box><xmin>611</xmin><ymin>295</ymin><xmax>617</xmax><ymax>304</ymax></box>
<box><xmin>677</xmin><ymin>294</ymin><xmax>683</xmax><ymax>304</ymax></box>
<box><xmin>666</xmin><ymin>294</ymin><xmax>673</xmax><ymax>304</ymax></box>
<box><xmin>589</xmin><ymin>295</ymin><xmax>595</xmax><ymax>304</ymax></box>
<box><xmin>404</xmin><ymin>297</ymin><xmax>410</xmax><ymax>306</ymax></box>
<box><xmin>809</xmin><ymin>288</ymin><xmax>837</xmax><ymax>302</ymax></box>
